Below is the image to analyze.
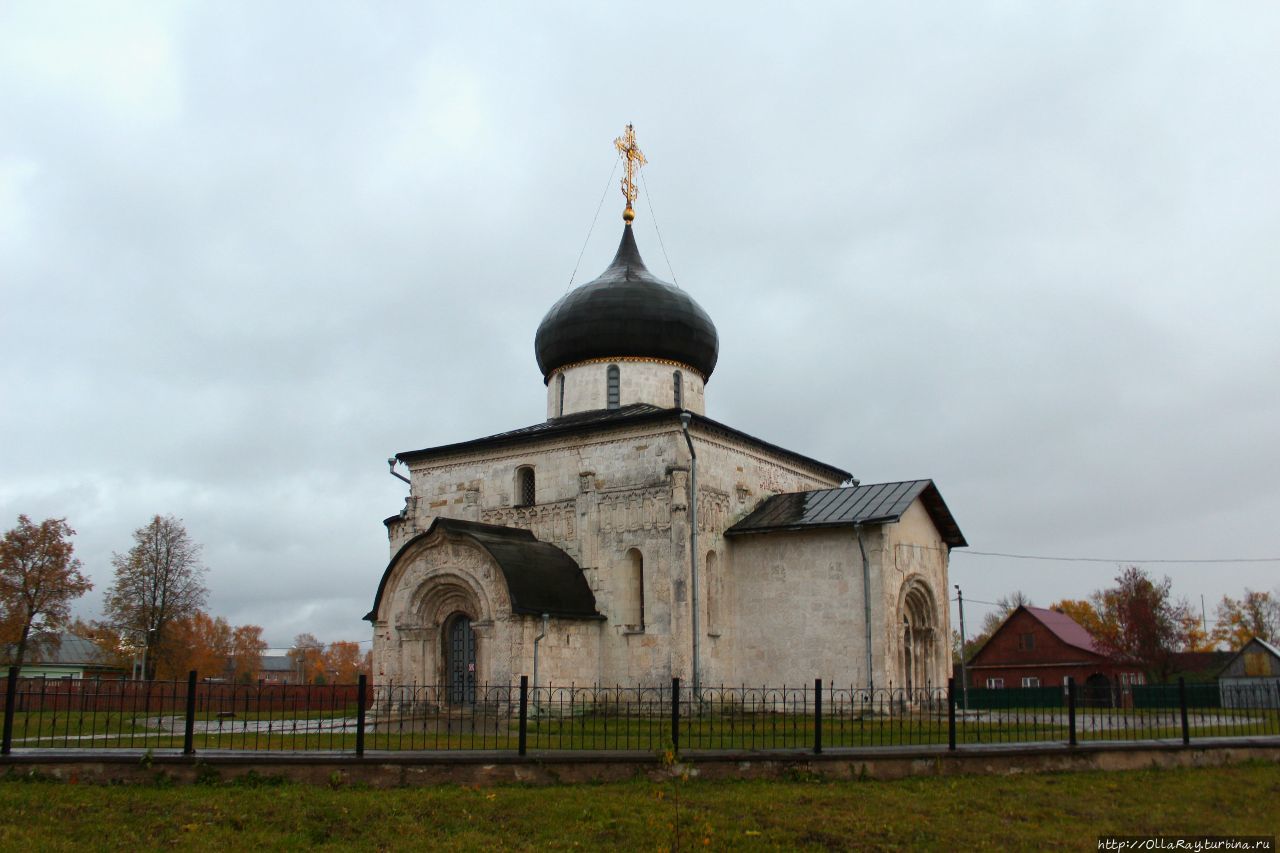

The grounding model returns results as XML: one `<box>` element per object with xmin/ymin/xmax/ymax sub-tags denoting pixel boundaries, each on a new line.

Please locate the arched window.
<box><xmin>625</xmin><ymin>548</ymin><xmax>644</xmax><ymax>629</ymax></box>
<box><xmin>673</xmin><ymin>370</ymin><xmax>683</xmax><ymax>409</ymax></box>
<box><xmin>515</xmin><ymin>466</ymin><xmax>536</xmax><ymax>507</ymax></box>
<box><xmin>606</xmin><ymin>364</ymin><xmax>620</xmax><ymax>410</ymax></box>
<box><xmin>556</xmin><ymin>373</ymin><xmax>565</xmax><ymax>417</ymax></box>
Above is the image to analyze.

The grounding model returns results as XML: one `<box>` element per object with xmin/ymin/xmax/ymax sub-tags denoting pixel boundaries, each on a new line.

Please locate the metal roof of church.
<box><xmin>396</xmin><ymin>404</ymin><xmax>853</xmax><ymax>482</ymax></box>
<box><xmin>365</xmin><ymin>517</ymin><xmax>603</xmax><ymax>623</ymax></box>
<box><xmin>725</xmin><ymin>479</ymin><xmax>967</xmax><ymax>547</ymax></box>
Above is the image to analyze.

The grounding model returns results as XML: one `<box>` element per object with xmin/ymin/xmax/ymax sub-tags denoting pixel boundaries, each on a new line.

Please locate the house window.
<box><xmin>607</xmin><ymin>365</ymin><xmax>620</xmax><ymax>409</ymax></box>
<box><xmin>1018</xmin><ymin>632</ymin><xmax>1036</xmax><ymax>651</ymax></box>
<box><xmin>516</xmin><ymin>467</ymin><xmax>535</xmax><ymax>507</ymax></box>
<box><xmin>556</xmin><ymin>373</ymin><xmax>565</xmax><ymax>417</ymax></box>
<box><xmin>1021</xmin><ymin>676</ymin><xmax>1040</xmax><ymax>688</ymax></box>
<box><xmin>673</xmin><ymin>370</ymin><xmax>683</xmax><ymax>409</ymax></box>
<box><xmin>986</xmin><ymin>677</ymin><xmax>1004</xmax><ymax>689</ymax></box>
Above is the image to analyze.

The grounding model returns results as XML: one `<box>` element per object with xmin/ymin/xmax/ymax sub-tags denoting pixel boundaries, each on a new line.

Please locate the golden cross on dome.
<box><xmin>614</xmin><ymin>123</ymin><xmax>646</xmax><ymax>223</ymax></box>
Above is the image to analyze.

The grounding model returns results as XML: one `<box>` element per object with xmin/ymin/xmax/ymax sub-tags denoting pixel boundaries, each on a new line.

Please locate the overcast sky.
<box><xmin>2</xmin><ymin>3</ymin><xmax>1278</xmax><ymax>649</ymax></box>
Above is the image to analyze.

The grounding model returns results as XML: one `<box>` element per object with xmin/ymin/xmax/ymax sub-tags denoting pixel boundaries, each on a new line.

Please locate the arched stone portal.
<box><xmin>408</xmin><ymin>569</ymin><xmax>489</xmax><ymax>689</ymax></box>
<box><xmin>898</xmin><ymin>578</ymin><xmax>939</xmax><ymax>696</ymax></box>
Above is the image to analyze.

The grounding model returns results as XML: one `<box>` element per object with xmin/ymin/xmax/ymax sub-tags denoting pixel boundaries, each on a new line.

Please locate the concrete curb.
<box><xmin>2</xmin><ymin>737</ymin><xmax>1277</xmax><ymax>786</ymax></box>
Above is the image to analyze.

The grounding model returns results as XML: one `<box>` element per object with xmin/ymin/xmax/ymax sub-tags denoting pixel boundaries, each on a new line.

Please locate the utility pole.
<box><xmin>955</xmin><ymin>585</ymin><xmax>969</xmax><ymax>711</ymax></box>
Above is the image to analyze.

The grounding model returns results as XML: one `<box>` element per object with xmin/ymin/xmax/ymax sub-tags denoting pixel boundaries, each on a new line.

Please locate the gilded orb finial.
<box><xmin>614</xmin><ymin>123</ymin><xmax>646</xmax><ymax>223</ymax></box>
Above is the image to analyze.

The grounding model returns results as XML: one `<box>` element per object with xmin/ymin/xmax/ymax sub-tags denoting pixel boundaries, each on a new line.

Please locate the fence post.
<box><xmin>182</xmin><ymin>670</ymin><xmax>198</xmax><ymax>756</ymax></box>
<box><xmin>1178</xmin><ymin>677</ymin><xmax>1189</xmax><ymax>746</ymax></box>
<box><xmin>1067</xmin><ymin>677</ymin><xmax>1077</xmax><ymax>747</ymax></box>
<box><xmin>356</xmin><ymin>675</ymin><xmax>367</xmax><ymax>758</ymax></box>
<box><xmin>671</xmin><ymin>677</ymin><xmax>680</xmax><ymax>756</ymax></box>
<box><xmin>814</xmin><ymin>678</ymin><xmax>823</xmax><ymax>755</ymax></box>
<box><xmin>518</xmin><ymin>675</ymin><xmax>528</xmax><ymax>756</ymax></box>
<box><xmin>2</xmin><ymin>666</ymin><xmax>17</xmax><ymax>756</ymax></box>
<box><xmin>947</xmin><ymin>677</ymin><xmax>956</xmax><ymax>752</ymax></box>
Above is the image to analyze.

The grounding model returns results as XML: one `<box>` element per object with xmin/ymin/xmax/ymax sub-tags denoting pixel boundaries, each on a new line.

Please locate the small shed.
<box><xmin>1218</xmin><ymin>637</ymin><xmax>1280</xmax><ymax>709</ymax></box>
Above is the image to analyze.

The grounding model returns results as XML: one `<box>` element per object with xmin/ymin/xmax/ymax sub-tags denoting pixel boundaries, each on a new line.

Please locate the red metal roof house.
<box><xmin>965</xmin><ymin>606</ymin><xmax>1146</xmax><ymax>704</ymax></box>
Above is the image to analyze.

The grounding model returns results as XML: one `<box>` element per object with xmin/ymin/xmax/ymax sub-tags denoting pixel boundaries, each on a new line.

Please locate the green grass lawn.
<box><xmin>0</xmin><ymin>761</ymin><xmax>1276</xmax><ymax>850</ymax></box>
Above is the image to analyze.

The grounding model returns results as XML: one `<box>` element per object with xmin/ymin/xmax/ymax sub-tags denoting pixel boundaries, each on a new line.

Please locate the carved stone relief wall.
<box><xmin>481</xmin><ymin>498</ymin><xmax>577</xmax><ymax>544</ymax></box>
<box><xmin>597</xmin><ymin>486</ymin><xmax>672</xmax><ymax>536</ymax></box>
<box><xmin>696</xmin><ymin>487</ymin><xmax>730</xmax><ymax>533</ymax></box>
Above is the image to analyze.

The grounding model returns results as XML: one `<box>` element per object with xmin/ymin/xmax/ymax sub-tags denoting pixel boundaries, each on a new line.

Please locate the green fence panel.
<box><xmin>963</xmin><ymin>686</ymin><xmax>1063</xmax><ymax>710</ymax></box>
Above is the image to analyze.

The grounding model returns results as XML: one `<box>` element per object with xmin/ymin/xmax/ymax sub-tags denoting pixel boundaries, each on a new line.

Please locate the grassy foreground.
<box><xmin>0</xmin><ymin>762</ymin><xmax>1276</xmax><ymax>851</ymax></box>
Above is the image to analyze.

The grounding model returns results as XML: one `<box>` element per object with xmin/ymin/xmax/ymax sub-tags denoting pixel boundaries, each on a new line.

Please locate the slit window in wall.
<box><xmin>625</xmin><ymin>548</ymin><xmax>644</xmax><ymax>628</ymax></box>
<box><xmin>516</xmin><ymin>466</ymin><xmax>536</xmax><ymax>507</ymax></box>
<box><xmin>673</xmin><ymin>370</ymin><xmax>683</xmax><ymax>409</ymax></box>
<box><xmin>606</xmin><ymin>364</ymin><xmax>620</xmax><ymax>409</ymax></box>
<box><xmin>556</xmin><ymin>373</ymin><xmax>565</xmax><ymax>417</ymax></box>
<box><xmin>705</xmin><ymin>550</ymin><xmax>719</xmax><ymax>633</ymax></box>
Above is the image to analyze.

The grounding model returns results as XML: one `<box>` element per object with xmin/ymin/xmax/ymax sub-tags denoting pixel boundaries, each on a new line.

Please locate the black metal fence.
<box><xmin>3</xmin><ymin>668</ymin><xmax>1278</xmax><ymax>757</ymax></box>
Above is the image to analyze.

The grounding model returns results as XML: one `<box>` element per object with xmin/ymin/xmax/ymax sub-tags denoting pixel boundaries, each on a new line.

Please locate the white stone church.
<box><xmin>367</xmin><ymin>157</ymin><xmax>966</xmax><ymax>699</ymax></box>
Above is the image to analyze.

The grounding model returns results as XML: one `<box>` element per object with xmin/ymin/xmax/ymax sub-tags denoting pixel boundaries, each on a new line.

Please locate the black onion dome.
<box><xmin>535</xmin><ymin>225</ymin><xmax>719</xmax><ymax>381</ymax></box>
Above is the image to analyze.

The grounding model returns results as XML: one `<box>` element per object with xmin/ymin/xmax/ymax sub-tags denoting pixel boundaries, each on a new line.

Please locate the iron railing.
<box><xmin>2</xmin><ymin>668</ymin><xmax>1278</xmax><ymax>757</ymax></box>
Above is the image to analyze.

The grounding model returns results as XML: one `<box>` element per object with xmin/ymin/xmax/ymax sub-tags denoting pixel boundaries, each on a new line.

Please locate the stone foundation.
<box><xmin>4</xmin><ymin>738</ymin><xmax>1276</xmax><ymax>787</ymax></box>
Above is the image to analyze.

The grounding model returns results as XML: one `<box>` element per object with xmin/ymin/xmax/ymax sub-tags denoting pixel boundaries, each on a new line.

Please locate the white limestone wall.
<box><xmin>392</xmin><ymin>424</ymin><xmax>691</xmax><ymax>685</ymax></box>
<box><xmin>721</xmin><ymin>528</ymin><xmax>875</xmax><ymax>687</ymax></box>
<box><xmin>878</xmin><ymin>500</ymin><xmax>952</xmax><ymax>692</ymax></box>
<box><xmin>380</xmin><ymin>418</ymin><xmax>857</xmax><ymax>687</ymax></box>
<box><xmin>546</xmin><ymin>359</ymin><xmax>706</xmax><ymax>418</ymax></box>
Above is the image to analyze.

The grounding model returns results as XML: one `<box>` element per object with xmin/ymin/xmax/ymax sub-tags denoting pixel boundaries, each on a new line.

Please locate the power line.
<box><xmin>954</xmin><ymin>550</ymin><xmax>1280</xmax><ymax>565</ymax></box>
<box><xmin>566</xmin><ymin>156</ymin><xmax>620</xmax><ymax>291</ymax></box>
<box><xmin>641</xmin><ymin>170</ymin><xmax>678</xmax><ymax>287</ymax></box>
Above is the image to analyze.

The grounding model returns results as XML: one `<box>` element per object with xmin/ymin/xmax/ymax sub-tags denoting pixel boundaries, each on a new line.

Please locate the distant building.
<box><xmin>964</xmin><ymin>606</ymin><xmax>1145</xmax><ymax>704</ymax></box>
<box><xmin>255</xmin><ymin>654</ymin><xmax>302</xmax><ymax>685</ymax></box>
<box><xmin>1218</xmin><ymin>637</ymin><xmax>1280</xmax><ymax>709</ymax></box>
<box><xmin>1166</xmin><ymin>650</ymin><xmax>1231</xmax><ymax>683</ymax></box>
<box><xmin>5</xmin><ymin>632</ymin><xmax>128</xmax><ymax>680</ymax></box>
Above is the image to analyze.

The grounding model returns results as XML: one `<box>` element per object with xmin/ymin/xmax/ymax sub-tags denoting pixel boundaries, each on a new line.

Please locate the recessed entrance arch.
<box><xmin>898</xmin><ymin>578</ymin><xmax>938</xmax><ymax>695</ymax></box>
<box><xmin>444</xmin><ymin>612</ymin><xmax>477</xmax><ymax>705</ymax></box>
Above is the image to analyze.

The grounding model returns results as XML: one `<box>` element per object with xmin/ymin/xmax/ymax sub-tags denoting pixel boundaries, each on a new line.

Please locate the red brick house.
<box><xmin>964</xmin><ymin>606</ymin><xmax>1146</xmax><ymax>703</ymax></box>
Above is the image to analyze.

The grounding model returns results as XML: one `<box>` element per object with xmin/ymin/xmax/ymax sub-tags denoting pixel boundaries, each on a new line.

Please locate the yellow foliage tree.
<box><xmin>322</xmin><ymin>641</ymin><xmax>364</xmax><ymax>684</ymax></box>
<box><xmin>1212</xmin><ymin>590</ymin><xmax>1280</xmax><ymax>649</ymax></box>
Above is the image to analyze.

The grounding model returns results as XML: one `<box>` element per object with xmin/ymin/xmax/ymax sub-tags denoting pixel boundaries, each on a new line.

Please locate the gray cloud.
<box><xmin>3</xmin><ymin>3</ymin><xmax>1278</xmax><ymax>646</ymax></box>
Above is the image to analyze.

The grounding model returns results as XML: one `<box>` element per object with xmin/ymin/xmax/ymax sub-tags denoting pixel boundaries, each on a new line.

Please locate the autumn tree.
<box><xmin>0</xmin><ymin>516</ymin><xmax>93</xmax><ymax>669</ymax></box>
<box><xmin>104</xmin><ymin>515</ymin><xmax>208</xmax><ymax>680</ymax></box>
<box><xmin>322</xmin><ymin>641</ymin><xmax>364</xmax><ymax>684</ymax></box>
<box><xmin>288</xmin><ymin>632</ymin><xmax>325</xmax><ymax>684</ymax></box>
<box><xmin>159</xmin><ymin>611</ymin><xmax>233</xmax><ymax>680</ymax></box>
<box><xmin>1048</xmin><ymin>598</ymin><xmax>1109</xmax><ymax>639</ymax></box>
<box><xmin>230</xmin><ymin>624</ymin><xmax>267</xmax><ymax>683</ymax></box>
<box><xmin>1090</xmin><ymin>566</ymin><xmax>1197</xmax><ymax>682</ymax></box>
<box><xmin>1213</xmin><ymin>589</ymin><xmax>1280</xmax><ymax>649</ymax></box>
